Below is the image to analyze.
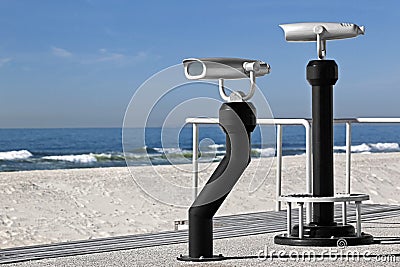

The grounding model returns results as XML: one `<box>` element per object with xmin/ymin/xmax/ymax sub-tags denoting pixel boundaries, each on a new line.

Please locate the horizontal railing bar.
<box><xmin>186</xmin><ymin>117</ymin><xmax>400</xmax><ymax>125</ymax></box>
<box><xmin>185</xmin><ymin>118</ymin><xmax>310</xmax><ymax>125</ymax></box>
<box><xmin>356</xmin><ymin>118</ymin><xmax>400</xmax><ymax>123</ymax></box>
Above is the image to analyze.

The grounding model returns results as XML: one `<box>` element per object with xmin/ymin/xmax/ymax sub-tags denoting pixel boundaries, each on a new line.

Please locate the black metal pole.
<box><xmin>179</xmin><ymin>102</ymin><xmax>256</xmax><ymax>261</ymax></box>
<box><xmin>307</xmin><ymin>60</ymin><xmax>338</xmax><ymax>226</ymax></box>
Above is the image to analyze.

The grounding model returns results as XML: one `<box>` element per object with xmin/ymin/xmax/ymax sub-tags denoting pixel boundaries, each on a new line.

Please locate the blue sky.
<box><xmin>0</xmin><ymin>0</ymin><xmax>399</xmax><ymax>128</ymax></box>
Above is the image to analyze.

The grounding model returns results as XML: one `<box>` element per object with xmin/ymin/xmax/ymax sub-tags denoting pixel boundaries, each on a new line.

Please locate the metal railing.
<box><xmin>186</xmin><ymin>117</ymin><xmax>313</xmax><ymax>222</ymax></box>
<box><xmin>186</xmin><ymin>117</ymin><xmax>400</xmax><ymax>224</ymax></box>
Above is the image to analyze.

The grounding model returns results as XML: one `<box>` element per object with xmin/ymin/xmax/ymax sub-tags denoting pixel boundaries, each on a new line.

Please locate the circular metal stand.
<box><xmin>274</xmin><ymin>194</ymin><xmax>374</xmax><ymax>246</ymax></box>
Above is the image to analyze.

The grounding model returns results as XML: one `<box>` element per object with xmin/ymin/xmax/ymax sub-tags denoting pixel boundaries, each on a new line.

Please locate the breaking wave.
<box><xmin>334</xmin><ymin>142</ymin><xmax>400</xmax><ymax>153</ymax></box>
<box><xmin>0</xmin><ymin>150</ymin><xmax>33</xmax><ymax>160</ymax></box>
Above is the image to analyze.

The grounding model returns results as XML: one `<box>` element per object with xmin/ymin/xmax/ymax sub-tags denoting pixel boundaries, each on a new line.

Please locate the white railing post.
<box><xmin>192</xmin><ymin>123</ymin><xmax>199</xmax><ymax>201</ymax></box>
<box><xmin>355</xmin><ymin>201</ymin><xmax>362</xmax><ymax>237</ymax></box>
<box><xmin>286</xmin><ymin>202</ymin><xmax>292</xmax><ymax>236</ymax></box>
<box><xmin>298</xmin><ymin>202</ymin><xmax>304</xmax><ymax>239</ymax></box>
<box><xmin>275</xmin><ymin>124</ymin><xmax>283</xmax><ymax>211</ymax></box>
<box><xmin>342</xmin><ymin>201</ymin><xmax>347</xmax><ymax>225</ymax></box>
<box><xmin>345</xmin><ymin>122</ymin><xmax>352</xmax><ymax>194</ymax></box>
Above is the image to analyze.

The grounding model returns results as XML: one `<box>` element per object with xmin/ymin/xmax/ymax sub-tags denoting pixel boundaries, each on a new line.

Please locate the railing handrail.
<box><xmin>187</xmin><ymin>117</ymin><xmax>400</xmax><ymax>124</ymax></box>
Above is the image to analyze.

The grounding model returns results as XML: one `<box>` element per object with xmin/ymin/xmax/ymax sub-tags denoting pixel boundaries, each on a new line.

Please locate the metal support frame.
<box><xmin>279</xmin><ymin>194</ymin><xmax>369</xmax><ymax>242</ymax></box>
<box><xmin>218</xmin><ymin>70</ymin><xmax>256</xmax><ymax>102</ymax></box>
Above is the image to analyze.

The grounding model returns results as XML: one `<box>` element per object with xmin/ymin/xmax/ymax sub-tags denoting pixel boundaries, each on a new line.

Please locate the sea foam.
<box><xmin>0</xmin><ymin>150</ymin><xmax>33</xmax><ymax>160</ymax></box>
<box><xmin>252</xmin><ymin>148</ymin><xmax>276</xmax><ymax>157</ymax></box>
<box><xmin>153</xmin><ymin>147</ymin><xmax>182</xmax><ymax>154</ymax></box>
<box><xmin>43</xmin><ymin>154</ymin><xmax>97</xmax><ymax>163</ymax></box>
<box><xmin>334</xmin><ymin>142</ymin><xmax>400</xmax><ymax>153</ymax></box>
<box><xmin>370</xmin><ymin>142</ymin><xmax>399</xmax><ymax>151</ymax></box>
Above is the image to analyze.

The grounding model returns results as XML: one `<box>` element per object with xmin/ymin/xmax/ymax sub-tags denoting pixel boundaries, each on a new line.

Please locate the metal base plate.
<box><xmin>177</xmin><ymin>254</ymin><xmax>225</xmax><ymax>262</ymax></box>
<box><xmin>274</xmin><ymin>233</ymin><xmax>374</xmax><ymax>247</ymax></box>
<box><xmin>275</xmin><ymin>223</ymin><xmax>374</xmax><ymax>246</ymax></box>
<box><xmin>292</xmin><ymin>223</ymin><xmax>355</xmax><ymax>238</ymax></box>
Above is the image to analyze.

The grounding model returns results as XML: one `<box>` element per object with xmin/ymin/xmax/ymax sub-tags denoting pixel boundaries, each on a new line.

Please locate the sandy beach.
<box><xmin>1</xmin><ymin>152</ymin><xmax>400</xmax><ymax>249</ymax></box>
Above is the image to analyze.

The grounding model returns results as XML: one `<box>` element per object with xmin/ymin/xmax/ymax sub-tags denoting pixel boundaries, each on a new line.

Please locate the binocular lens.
<box><xmin>187</xmin><ymin>62</ymin><xmax>204</xmax><ymax>76</ymax></box>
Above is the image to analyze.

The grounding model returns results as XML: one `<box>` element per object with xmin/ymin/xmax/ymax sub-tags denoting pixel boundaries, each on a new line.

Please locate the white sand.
<box><xmin>0</xmin><ymin>152</ymin><xmax>399</xmax><ymax>248</ymax></box>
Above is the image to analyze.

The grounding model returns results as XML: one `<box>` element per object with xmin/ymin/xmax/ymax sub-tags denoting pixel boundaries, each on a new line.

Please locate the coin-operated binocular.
<box><xmin>178</xmin><ymin>58</ymin><xmax>270</xmax><ymax>261</ymax></box>
<box><xmin>280</xmin><ymin>22</ymin><xmax>364</xmax><ymax>59</ymax></box>
<box><xmin>275</xmin><ymin>22</ymin><xmax>373</xmax><ymax>246</ymax></box>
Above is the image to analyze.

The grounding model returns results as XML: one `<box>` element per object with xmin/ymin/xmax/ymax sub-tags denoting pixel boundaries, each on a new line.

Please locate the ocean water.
<box><xmin>0</xmin><ymin>124</ymin><xmax>400</xmax><ymax>172</ymax></box>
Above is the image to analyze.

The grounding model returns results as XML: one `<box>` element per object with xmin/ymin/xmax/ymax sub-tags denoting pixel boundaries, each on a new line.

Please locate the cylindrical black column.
<box><xmin>307</xmin><ymin>60</ymin><xmax>338</xmax><ymax>226</ymax></box>
<box><xmin>187</xmin><ymin>102</ymin><xmax>256</xmax><ymax>260</ymax></box>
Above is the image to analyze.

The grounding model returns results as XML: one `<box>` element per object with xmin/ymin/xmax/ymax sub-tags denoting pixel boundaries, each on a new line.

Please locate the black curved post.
<box><xmin>179</xmin><ymin>102</ymin><xmax>256</xmax><ymax>261</ymax></box>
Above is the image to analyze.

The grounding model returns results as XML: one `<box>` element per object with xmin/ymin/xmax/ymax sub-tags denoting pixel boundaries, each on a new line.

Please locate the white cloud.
<box><xmin>51</xmin><ymin>46</ymin><xmax>72</xmax><ymax>58</ymax></box>
<box><xmin>134</xmin><ymin>51</ymin><xmax>148</xmax><ymax>60</ymax></box>
<box><xmin>79</xmin><ymin>50</ymin><xmax>153</xmax><ymax>65</ymax></box>
<box><xmin>96</xmin><ymin>50</ymin><xmax>148</xmax><ymax>63</ymax></box>
<box><xmin>96</xmin><ymin>53</ymin><xmax>124</xmax><ymax>62</ymax></box>
<box><xmin>0</xmin><ymin>57</ymin><xmax>12</xmax><ymax>67</ymax></box>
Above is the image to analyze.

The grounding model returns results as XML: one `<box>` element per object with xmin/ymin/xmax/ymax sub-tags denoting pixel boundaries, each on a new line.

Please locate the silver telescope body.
<box><xmin>183</xmin><ymin>58</ymin><xmax>270</xmax><ymax>80</ymax></box>
<box><xmin>182</xmin><ymin>57</ymin><xmax>270</xmax><ymax>102</ymax></box>
<box><xmin>279</xmin><ymin>22</ymin><xmax>365</xmax><ymax>59</ymax></box>
<box><xmin>280</xmin><ymin>22</ymin><xmax>364</xmax><ymax>42</ymax></box>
